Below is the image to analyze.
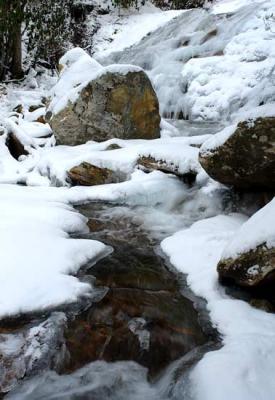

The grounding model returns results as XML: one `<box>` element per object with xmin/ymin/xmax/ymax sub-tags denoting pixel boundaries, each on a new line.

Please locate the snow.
<box><xmin>92</xmin><ymin>6</ymin><xmax>185</xmax><ymax>59</ymax></box>
<box><xmin>162</xmin><ymin>214</ymin><xmax>275</xmax><ymax>400</ymax></box>
<box><xmin>0</xmin><ymin>167</ymin><xmax>191</xmax><ymax>318</ymax></box>
<box><xmin>200</xmin><ymin>102</ymin><xmax>275</xmax><ymax>154</ymax></box>
<box><xmin>103</xmin><ymin>0</ymin><xmax>275</xmax><ymax>123</ymax></box>
<box><xmin>1</xmin><ymin>0</ymin><xmax>275</xmax><ymax>397</ymax></box>
<box><xmin>48</xmin><ymin>48</ymin><xmax>143</xmax><ymax>115</ymax></box>
<box><xmin>0</xmin><ymin>184</ymin><xmax>110</xmax><ymax>318</ymax></box>
<box><xmin>199</xmin><ymin>123</ymin><xmax>237</xmax><ymax>154</ymax></box>
<box><xmin>221</xmin><ymin>197</ymin><xmax>275</xmax><ymax>259</ymax></box>
<box><xmin>31</xmin><ymin>135</ymin><xmax>206</xmax><ymax>186</ymax></box>
<box><xmin>212</xmin><ymin>0</ymin><xmax>266</xmax><ymax>14</ymax></box>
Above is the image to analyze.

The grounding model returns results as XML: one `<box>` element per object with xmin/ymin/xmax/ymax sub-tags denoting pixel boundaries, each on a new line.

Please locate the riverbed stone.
<box><xmin>68</xmin><ymin>162</ymin><xmax>118</xmax><ymax>186</ymax></box>
<box><xmin>137</xmin><ymin>155</ymin><xmax>197</xmax><ymax>184</ymax></box>
<box><xmin>49</xmin><ymin>70</ymin><xmax>160</xmax><ymax>145</ymax></box>
<box><xmin>199</xmin><ymin>117</ymin><xmax>275</xmax><ymax>191</ymax></box>
<box><xmin>63</xmin><ymin>203</ymin><xmax>207</xmax><ymax>378</ymax></box>
<box><xmin>64</xmin><ymin>287</ymin><xmax>206</xmax><ymax>377</ymax></box>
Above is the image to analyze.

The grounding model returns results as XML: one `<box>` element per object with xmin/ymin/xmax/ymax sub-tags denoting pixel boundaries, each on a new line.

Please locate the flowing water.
<box><xmin>2</xmin><ymin>202</ymin><xmax>219</xmax><ymax>399</ymax></box>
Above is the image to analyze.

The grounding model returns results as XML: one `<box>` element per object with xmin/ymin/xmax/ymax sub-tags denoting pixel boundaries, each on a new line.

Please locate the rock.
<box><xmin>0</xmin><ymin>313</ymin><xmax>67</xmax><ymax>394</ymax></box>
<box><xmin>64</xmin><ymin>202</ymin><xmax>207</xmax><ymax>378</ymax></box>
<box><xmin>250</xmin><ymin>298</ymin><xmax>275</xmax><ymax>313</ymax></box>
<box><xmin>36</xmin><ymin>115</ymin><xmax>46</xmax><ymax>124</ymax></box>
<box><xmin>199</xmin><ymin>117</ymin><xmax>275</xmax><ymax>191</ymax></box>
<box><xmin>64</xmin><ymin>287</ymin><xmax>206</xmax><ymax>377</ymax></box>
<box><xmin>105</xmin><ymin>143</ymin><xmax>122</xmax><ymax>151</ymax></box>
<box><xmin>137</xmin><ymin>155</ymin><xmax>197</xmax><ymax>184</ymax></box>
<box><xmin>218</xmin><ymin>198</ymin><xmax>275</xmax><ymax>288</ymax></box>
<box><xmin>29</xmin><ymin>104</ymin><xmax>45</xmax><ymax>113</ymax></box>
<box><xmin>68</xmin><ymin>162</ymin><xmax>118</xmax><ymax>186</ymax></box>
<box><xmin>218</xmin><ymin>244</ymin><xmax>275</xmax><ymax>287</ymax></box>
<box><xmin>13</xmin><ymin>104</ymin><xmax>23</xmax><ymax>114</ymax></box>
<box><xmin>49</xmin><ymin>69</ymin><xmax>160</xmax><ymax>145</ymax></box>
<box><xmin>6</xmin><ymin>133</ymin><xmax>29</xmax><ymax>160</ymax></box>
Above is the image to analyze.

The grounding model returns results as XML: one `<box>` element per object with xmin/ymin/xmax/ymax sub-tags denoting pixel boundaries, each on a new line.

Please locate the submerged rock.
<box><xmin>63</xmin><ymin>203</ymin><xmax>208</xmax><ymax>378</ymax></box>
<box><xmin>68</xmin><ymin>162</ymin><xmax>119</xmax><ymax>186</ymax></box>
<box><xmin>49</xmin><ymin>65</ymin><xmax>160</xmax><ymax>145</ymax></box>
<box><xmin>64</xmin><ymin>287</ymin><xmax>206</xmax><ymax>377</ymax></box>
<box><xmin>199</xmin><ymin>117</ymin><xmax>275</xmax><ymax>191</ymax></box>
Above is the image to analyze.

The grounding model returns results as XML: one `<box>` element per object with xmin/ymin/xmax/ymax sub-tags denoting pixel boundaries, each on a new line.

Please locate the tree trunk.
<box><xmin>11</xmin><ymin>21</ymin><xmax>23</xmax><ymax>79</ymax></box>
<box><xmin>0</xmin><ymin>0</ymin><xmax>24</xmax><ymax>80</ymax></box>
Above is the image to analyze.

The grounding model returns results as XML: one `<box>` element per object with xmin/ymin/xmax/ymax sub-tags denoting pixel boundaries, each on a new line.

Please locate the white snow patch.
<box><xmin>162</xmin><ymin>214</ymin><xmax>275</xmax><ymax>400</ymax></box>
<box><xmin>0</xmin><ymin>184</ymin><xmax>109</xmax><ymax>318</ymax></box>
<box><xmin>221</xmin><ymin>197</ymin><xmax>275</xmax><ymax>259</ymax></box>
<box><xmin>48</xmin><ymin>48</ymin><xmax>143</xmax><ymax>115</ymax></box>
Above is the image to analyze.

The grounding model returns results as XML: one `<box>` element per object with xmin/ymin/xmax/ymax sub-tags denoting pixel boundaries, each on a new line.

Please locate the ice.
<box><xmin>0</xmin><ymin>313</ymin><xmax>67</xmax><ymax>393</ymax></box>
<box><xmin>7</xmin><ymin>361</ymin><xmax>159</xmax><ymax>400</ymax></box>
<box><xmin>102</xmin><ymin>0</ymin><xmax>275</xmax><ymax>122</ymax></box>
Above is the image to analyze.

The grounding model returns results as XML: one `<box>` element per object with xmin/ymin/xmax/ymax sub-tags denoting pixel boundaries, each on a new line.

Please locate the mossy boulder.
<box><xmin>49</xmin><ymin>70</ymin><xmax>160</xmax><ymax>145</ymax></box>
<box><xmin>199</xmin><ymin>117</ymin><xmax>275</xmax><ymax>191</ymax></box>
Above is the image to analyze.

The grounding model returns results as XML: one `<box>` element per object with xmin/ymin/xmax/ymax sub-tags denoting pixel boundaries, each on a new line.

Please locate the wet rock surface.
<box><xmin>199</xmin><ymin>117</ymin><xmax>275</xmax><ymax>191</ymax></box>
<box><xmin>64</xmin><ymin>204</ymin><xmax>208</xmax><ymax>378</ymax></box>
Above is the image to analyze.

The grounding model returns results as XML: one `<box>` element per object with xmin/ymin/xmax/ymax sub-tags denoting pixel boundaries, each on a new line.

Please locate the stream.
<box><xmin>1</xmin><ymin>201</ymin><xmax>219</xmax><ymax>399</ymax></box>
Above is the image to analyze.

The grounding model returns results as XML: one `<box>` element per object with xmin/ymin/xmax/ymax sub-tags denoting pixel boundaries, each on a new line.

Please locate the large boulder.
<box><xmin>199</xmin><ymin>117</ymin><xmax>275</xmax><ymax>191</ymax></box>
<box><xmin>218</xmin><ymin>198</ymin><xmax>275</xmax><ymax>288</ymax></box>
<box><xmin>47</xmin><ymin>49</ymin><xmax>160</xmax><ymax>145</ymax></box>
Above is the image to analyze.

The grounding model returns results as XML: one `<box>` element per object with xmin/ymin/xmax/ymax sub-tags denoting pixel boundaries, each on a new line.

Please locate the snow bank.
<box><xmin>221</xmin><ymin>197</ymin><xmax>275</xmax><ymax>259</ymax></box>
<box><xmin>0</xmin><ymin>185</ymin><xmax>109</xmax><ymax>318</ymax></box>
<box><xmin>162</xmin><ymin>214</ymin><xmax>275</xmax><ymax>400</ymax></box>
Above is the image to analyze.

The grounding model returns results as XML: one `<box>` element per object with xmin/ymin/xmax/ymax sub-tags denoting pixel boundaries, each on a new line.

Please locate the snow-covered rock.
<box><xmin>218</xmin><ymin>197</ymin><xmax>275</xmax><ymax>287</ymax></box>
<box><xmin>199</xmin><ymin>116</ymin><xmax>275</xmax><ymax>190</ymax></box>
<box><xmin>47</xmin><ymin>49</ymin><xmax>160</xmax><ymax>145</ymax></box>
